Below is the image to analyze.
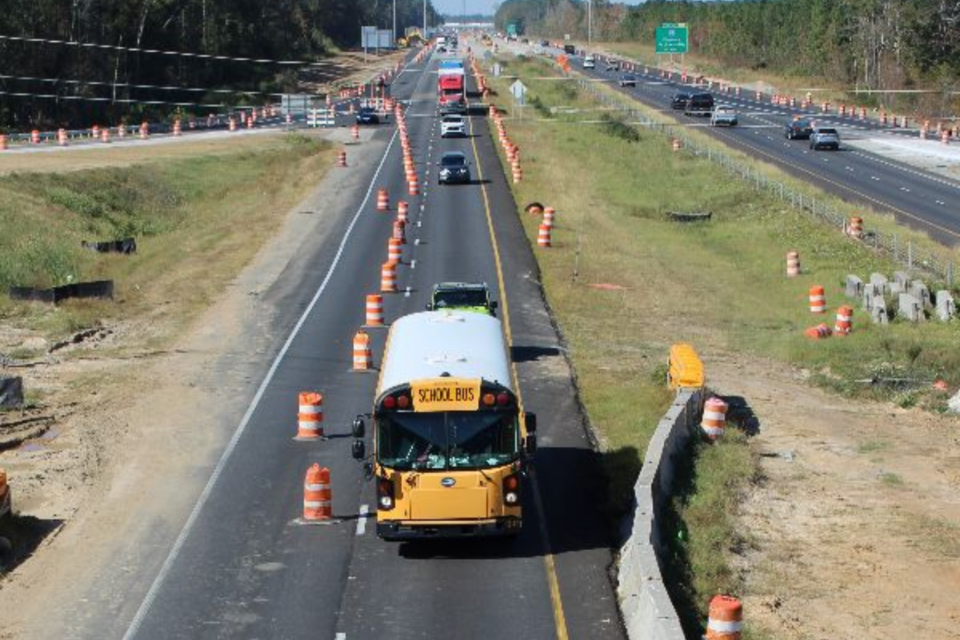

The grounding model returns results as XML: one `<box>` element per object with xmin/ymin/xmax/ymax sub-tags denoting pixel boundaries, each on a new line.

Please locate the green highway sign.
<box><xmin>655</xmin><ymin>24</ymin><xmax>688</xmax><ymax>54</ymax></box>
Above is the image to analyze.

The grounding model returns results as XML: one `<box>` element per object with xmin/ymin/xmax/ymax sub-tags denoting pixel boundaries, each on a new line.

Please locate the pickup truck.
<box><xmin>810</xmin><ymin>127</ymin><xmax>841</xmax><ymax>150</ymax></box>
<box><xmin>710</xmin><ymin>105</ymin><xmax>738</xmax><ymax>127</ymax></box>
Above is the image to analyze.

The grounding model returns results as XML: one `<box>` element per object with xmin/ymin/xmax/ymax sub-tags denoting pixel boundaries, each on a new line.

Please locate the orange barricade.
<box><xmin>537</xmin><ymin>224</ymin><xmax>552</xmax><ymax>248</ymax></box>
<box><xmin>365</xmin><ymin>294</ymin><xmax>385</xmax><ymax>326</ymax></box>
<box><xmin>338</xmin><ymin>150</ymin><xmax>347</xmax><ymax>167</ymax></box>
<box><xmin>377</xmin><ymin>188</ymin><xmax>389</xmax><ymax>211</ymax></box>
<box><xmin>786</xmin><ymin>251</ymin><xmax>801</xmax><ymax>277</ymax></box>
<box><xmin>701</xmin><ymin>397</ymin><xmax>728</xmax><ymax>441</ymax></box>
<box><xmin>809</xmin><ymin>285</ymin><xmax>826</xmax><ymax>313</ymax></box>
<box><xmin>834</xmin><ymin>305</ymin><xmax>853</xmax><ymax>336</ymax></box>
<box><xmin>352</xmin><ymin>330</ymin><xmax>373</xmax><ymax>371</ymax></box>
<box><xmin>296</xmin><ymin>392</ymin><xmax>324</xmax><ymax>439</ymax></box>
<box><xmin>543</xmin><ymin>207</ymin><xmax>556</xmax><ymax>228</ymax></box>
<box><xmin>397</xmin><ymin>201</ymin><xmax>409</xmax><ymax>223</ymax></box>
<box><xmin>706</xmin><ymin>595</ymin><xmax>743</xmax><ymax>639</ymax></box>
<box><xmin>380</xmin><ymin>261</ymin><xmax>398</xmax><ymax>293</ymax></box>
<box><xmin>848</xmin><ymin>216</ymin><xmax>864</xmax><ymax>239</ymax></box>
<box><xmin>303</xmin><ymin>464</ymin><xmax>333</xmax><ymax>521</ymax></box>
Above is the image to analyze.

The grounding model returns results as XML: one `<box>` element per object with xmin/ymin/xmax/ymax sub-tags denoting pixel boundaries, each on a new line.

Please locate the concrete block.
<box><xmin>910</xmin><ymin>280</ymin><xmax>931</xmax><ymax>308</ymax></box>
<box><xmin>871</xmin><ymin>295</ymin><xmax>889</xmax><ymax>324</ymax></box>
<box><xmin>894</xmin><ymin>270</ymin><xmax>911</xmax><ymax>289</ymax></box>
<box><xmin>936</xmin><ymin>291</ymin><xmax>956</xmax><ymax>322</ymax></box>
<box><xmin>889</xmin><ymin>281</ymin><xmax>905</xmax><ymax>295</ymax></box>
<box><xmin>0</xmin><ymin>375</ymin><xmax>24</xmax><ymax>408</ymax></box>
<box><xmin>899</xmin><ymin>293</ymin><xmax>924</xmax><ymax>322</ymax></box>
<box><xmin>845</xmin><ymin>274</ymin><xmax>864</xmax><ymax>299</ymax></box>
<box><xmin>870</xmin><ymin>273</ymin><xmax>889</xmax><ymax>292</ymax></box>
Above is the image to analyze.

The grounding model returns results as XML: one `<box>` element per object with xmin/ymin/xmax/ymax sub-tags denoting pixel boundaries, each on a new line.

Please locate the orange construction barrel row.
<box><xmin>296</xmin><ymin>392</ymin><xmax>324</xmax><ymax>439</ymax></box>
<box><xmin>353</xmin><ymin>329</ymin><xmax>373</xmax><ymax>370</ymax></box>
<box><xmin>303</xmin><ymin>464</ymin><xmax>333</xmax><ymax>521</ymax></box>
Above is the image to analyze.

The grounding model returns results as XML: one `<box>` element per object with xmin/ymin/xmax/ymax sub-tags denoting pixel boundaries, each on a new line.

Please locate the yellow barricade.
<box><xmin>668</xmin><ymin>343</ymin><xmax>705</xmax><ymax>389</ymax></box>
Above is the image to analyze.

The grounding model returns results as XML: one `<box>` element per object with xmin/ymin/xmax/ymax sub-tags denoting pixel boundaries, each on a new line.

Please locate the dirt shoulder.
<box><xmin>0</xmin><ymin>123</ymin><xmax>387</xmax><ymax>639</ymax></box>
<box><xmin>709</xmin><ymin>355</ymin><xmax>960</xmax><ymax>640</ymax></box>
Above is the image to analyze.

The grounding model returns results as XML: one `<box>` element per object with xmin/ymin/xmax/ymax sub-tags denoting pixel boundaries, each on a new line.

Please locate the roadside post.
<box><xmin>510</xmin><ymin>79</ymin><xmax>527</xmax><ymax>120</ymax></box>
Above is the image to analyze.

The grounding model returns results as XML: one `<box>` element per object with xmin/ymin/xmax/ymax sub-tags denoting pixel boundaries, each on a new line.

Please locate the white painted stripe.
<box><xmin>304</xmin><ymin>483</ymin><xmax>329</xmax><ymax>491</ymax></box>
<box><xmin>703</xmin><ymin>410</ymin><xmax>726</xmax><ymax>421</ymax></box>
<box><xmin>298</xmin><ymin>406</ymin><xmax>322</xmax><ymax>415</ymax></box>
<box><xmin>335</xmin><ymin>633</ymin><xmax>347</xmax><ymax>640</ymax></box>
<box><xmin>121</xmin><ymin>79</ymin><xmax>412</xmax><ymax>640</ymax></box>
<box><xmin>356</xmin><ymin>504</ymin><xmax>369</xmax><ymax>536</ymax></box>
<box><xmin>304</xmin><ymin>500</ymin><xmax>332</xmax><ymax>508</ymax></box>
<box><xmin>707</xmin><ymin>619</ymin><xmax>744</xmax><ymax>632</ymax></box>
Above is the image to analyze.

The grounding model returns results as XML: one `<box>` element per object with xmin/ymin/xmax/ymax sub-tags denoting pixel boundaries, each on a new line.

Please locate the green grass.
<box><xmin>486</xmin><ymin>54</ymin><xmax>959</xmax><ymax>638</ymax></box>
<box><xmin>0</xmin><ymin>133</ymin><xmax>333</xmax><ymax>344</ymax></box>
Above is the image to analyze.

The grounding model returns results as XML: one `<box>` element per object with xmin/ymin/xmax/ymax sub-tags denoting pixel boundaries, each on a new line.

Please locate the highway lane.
<box><xmin>117</xmin><ymin>50</ymin><xmax>623</xmax><ymax>640</ymax></box>
<box><xmin>566</xmin><ymin>52</ymin><xmax>960</xmax><ymax>246</ymax></box>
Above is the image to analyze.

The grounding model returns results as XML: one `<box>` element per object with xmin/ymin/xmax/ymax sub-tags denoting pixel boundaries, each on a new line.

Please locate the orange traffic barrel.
<box><xmin>537</xmin><ymin>224</ymin><xmax>552</xmax><ymax>248</ymax></box>
<box><xmin>0</xmin><ymin>134</ymin><xmax>7</xmax><ymax>151</ymax></box>
<box><xmin>377</xmin><ymin>188</ymin><xmax>389</xmax><ymax>211</ymax></box>
<box><xmin>229</xmin><ymin>117</ymin><xmax>237</xmax><ymax>131</ymax></box>
<box><xmin>672</xmin><ymin>138</ymin><xmax>682</xmax><ymax>151</ymax></box>
<box><xmin>57</xmin><ymin>128</ymin><xmax>68</xmax><ymax>146</ymax></box>
<box><xmin>387</xmin><ymin>238</ymin><xmax>403</xmax><ymax>263</ymax></box>
<box><xmin>337</xmin><ymin>150</ymin><xmax>347</xmax><ymax>167</ymax></box>
<box><xmin>706</xmin><ymin>595</ymin><xmax>743</xmax><ymax>639</ymax></box>
<box><xmin>303</xmin><ymin>464</ymin><xmax>333</xmax><ymax>521</ymax></box>
<box><xmin>392</xmin><ymin>220</ymin><xmax>406</xmax><ymax>244</ymax></box>
<box><xmin>31</xmin><ymin>129</ymin><xmax>40</xmax><ymax>144</ymax></box>
<box><xmin>408</xmin><ymin>175</ymin><xmax>420</xmax><ymax>196</ymax></box>
<box><xmin>834</xmin><ymin>305</ymin><xmax>853</xmax><ymax>336</ymax></box>
<box><xmin>380</xmin><ymin>261</ymin><xmax>398</xmax><ymax>293</ymax></box>
<box><xmin>173</xmin><ymin>119</ymin><xmax>182</xmax><ymax>136</ymax></box>
<box><xmin>405</xmin><ymin>166</ymin><xmax>417</xmax><ymax>182</ymax></box>
<box><xmin>296</xmin><ymin>392</ymin><xmax>324</xmax><ymax>439</ymax></box>
<box><xmin>809</xmin><ymin>285</ymin><xmax>826</xmax><ymax>313</ymax></box>
<box><xmin>543</xmin><ymin>207</ymin><xmax>556</xmax><ymax>228</ymax></box>
<box><xmin>246</xmin><ymin>116</ymin><xmax>254</xmax><ymax>129</ymax></box>
<box><xmin>942</xmin><ymin>130</ymin><xmax>950</xmax><ymax>145</ymax></box>
<box><xmin>786</xmin><ymin>251</ymin><xmax>800</xmax><ymax>277</ymax></box>
<box><xmin>847</xmin><ymin>216</ymin><xmax>863</xmax><ymax>239</ymax></box>
<box><xmin>140</xmin><ymin>122</ymin><xmax>149</xmax><ymax>139</ymax></box>
<box><xmin>512</xmin><ymin>163</ymin><xmax>523</xmax><ymax>184</ymax></box>
<box><xmin>701</xmin><ymin>396</ymin><xmax>728</xmax><ymax>441</ymax></box>
<box><xmin>101</xmin><ymin>128</ymin><xmax>111</xmax><ymax>143</ymax></box>
<box><xmin>804</xmin><ymin>323</ymin><xmax>833</xmax><ymax>339</ymax></box>
<box><xmin>397</xmin><ymin>201</ymin><xmax>409</xmax><ymax>223</ymax></box>
<box><xmin>352</xmin><ymin>329</ymin><xmax>373</xmax><ymax>371</ymax></box>
<box><xmin>365</xmin><ymin>294</ymin><xmax>385</xmax><ymax>326</ymax></box>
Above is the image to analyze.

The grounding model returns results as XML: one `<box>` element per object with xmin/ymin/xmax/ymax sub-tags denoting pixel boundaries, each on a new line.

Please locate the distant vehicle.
<box><xmin>438</xmin><ymin>151</ymin><xmax>471</xmax><ymax>184</ymax></box>
<box><xmin>354</xmin><ymin>310</ymin><xmax>536</xmax><ymax>540</ymax></box>
<box><xmin>441</xmin><ymin>114</ymin><xmax>466</xmax><ymax>138</ymax></box>
<box><xmin>671</xmin><ymin>91</ymin><xmax>692</xmax><ymax>110</ymax></box>
<box><xmin>710</xmin><ymin>105</ymin><xmax>738</xmax><ymax>127</ymax></box>
<box><xmin>810</xmin><ymin>127</ymin><xmax>841</xmax><ymax>150</ymax></box>
<box><xmin>684</xmin><ymin>92</ymin><xmax>715</xmax><ymax>116</ymax></box>
<box><xmin>356</xmin><ymin>106</ymin><xmax>380</xmax><ymax>125</ymax></box>
<box><xmin>541</xmin><ymin>40</ymin><xmax>549</xmax><ymax>47</ymax></box>
<box><xmin>438</xmin><ymin>60</ymin><xmax>466</xmax><ymax>115</ymax></box>
<box><xmin>563</xmin><ymin>44</ymin><xmax>576</xmax><ymax>55</ymax></box>
<box><xmin>426</xmin><ymin>282</ymin><xmax>498</xmax><ymax>316</ymax></box>
<box><xmin>784</xmin><ymin>118</ymin><xmax>815</xmax><ymax>140</ymax></box>
<box><xmin>618</xmin><ymin>74</ymin><xmax>637</xmax><ymax>88</ymax></box>
<box><xmin>583</xmin><ymin>55</ymin><xmax>596</xmax><ymax>69</ymax></box>
<box><xmin>605</xmin><ymin>60</ymin><xmax>620</xmax><ymax>72</ymax></box>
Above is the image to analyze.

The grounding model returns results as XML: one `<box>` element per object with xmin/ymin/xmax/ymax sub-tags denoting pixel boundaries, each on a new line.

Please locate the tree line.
<box><xmin>494</xmin><ymin>0</ymin><xmax>960</xmax><ymax>117</ymax></box>
<box><xmin>0</xmin><ymin>0</ymin><xmax>441</xmax><ymax>130</ymax></box>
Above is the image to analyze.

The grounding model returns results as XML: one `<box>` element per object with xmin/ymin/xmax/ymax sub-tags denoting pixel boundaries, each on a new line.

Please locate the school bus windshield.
<box><xmin>377</xmin><ymin>412</ymin><xmax>519</xmax><ymax>470</ymax></box>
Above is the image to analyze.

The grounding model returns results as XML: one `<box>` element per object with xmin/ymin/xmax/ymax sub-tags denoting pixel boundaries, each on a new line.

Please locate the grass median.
<box><xmin>0</xmin><ymin>132</ymin><xmax>334</xmax><ymax>347</ymax></box>
<box><xmin>486</xmin><ymin>54</ymin><xmax>958</xmax><ymax>637</ymax></box>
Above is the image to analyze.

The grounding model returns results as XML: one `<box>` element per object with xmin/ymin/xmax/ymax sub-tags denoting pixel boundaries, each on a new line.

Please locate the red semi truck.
<box><xmin>438</xmin><ymin>61</ymin><xmax>466</xmax><ymax>114</ymax></box>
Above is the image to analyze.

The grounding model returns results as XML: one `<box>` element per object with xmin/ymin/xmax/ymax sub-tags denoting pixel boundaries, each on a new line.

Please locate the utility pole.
<box><xmin>588</xmin><ymin>0</ymin><xmax>592</xmax><ymax>44</ymax></box>
<box><xmin>423</xmin><ymin>0</ymin><xmax>427</xmax><ymax>37</ymax></box>
<box><xmin>393</xmin><ymin>0</ymin><xmax>397</xmax><ymax>42</ymax></box>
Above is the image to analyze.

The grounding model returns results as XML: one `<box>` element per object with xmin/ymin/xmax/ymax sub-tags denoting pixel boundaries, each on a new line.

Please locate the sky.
<box><xmin>433</xmin><ymin>0</ymin><xmax>660</xmax><ymax>19</ymax></box>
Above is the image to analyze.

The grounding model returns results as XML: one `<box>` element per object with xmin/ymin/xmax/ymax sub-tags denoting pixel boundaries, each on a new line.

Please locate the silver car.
<box><xmin>441</xmin><ymin>115</ymin><xmax>466</xmax><ymax>138</ymax></box>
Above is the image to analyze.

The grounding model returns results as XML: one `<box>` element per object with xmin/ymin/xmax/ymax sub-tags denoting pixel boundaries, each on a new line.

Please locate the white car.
<box><xmin>710</xmin><ymin>105</ymin><xmax>738</xmax><ymax>127</ymax></box>
<box><xmin>583</xmin><ymin>55</ymin><xmax>596</xmax><ymax>69</ymax></box>
<box><xmin>441</xmin><ymin>115</ymin><xmax>466</xmax><ymax>138</ymax></box>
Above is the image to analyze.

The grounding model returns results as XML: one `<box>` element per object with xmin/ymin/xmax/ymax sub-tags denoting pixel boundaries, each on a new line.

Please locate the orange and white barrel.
<box><xmin>285</xmin><ymin>113</ymin><xmax>292</xmax><ymax>125</ymax></box>
<box><xmin>672</xmin><ymin>138</ymin><xmax>682</xmax><ymax>151</ymax></box>
<box><xmin>804</xmin><ymin>323</ymin><xmax>833</xmax><ymax>339</ymax></box>
<box><xmin>57</xmin><ymin>128</ymin><xmax>68</xmax><ymax>146</ymax></box>
<box><xmin>408</xmin><ymin>175</ymin><xmax>420</xmax><ymax>196</ymax></box>
<box><xmin>117</xmin><ymin>124</ymin><xmax>126</xmax><ymax>138</ymax></box>
<box><xmin>834</xmin><ymin>305</ymin><xmax>853</xmax><ymax>336</ymax></box>
<box><xmin>701</xmin><ymin>397</ymin><xmax>728</xmax><ymax>441</ymax></box>
<box><xmin>352</xmin><ymin>124</ymin><xmax>360</xmax><ymax>141</ymax></box>
<box><xmin>31</xmin><ymin>129</ymin><xmax>40</xmax><ymax>144</ymax></box>
<box><xmin>303</xmin><ymin>464</ymin><xmax>333</xmax><ymax>521</ymax></box>
<box><xmin>393</xmin><ymin>220</ymin><xmax>406</xmax><ymax>244</ymax></box>
<box><xmin>297</xmin><ymin>392</ymin><xmax>324</xmax><ymax>439</ymax></box>
<box><xmin>387</xmin><ymin>238</ymin><xmax>403</xmax><ymax>263</ymax></box>
<box><xmin>512</xmin><ymin>161</ymin><xmax>523</xmax><ymax>184</ymax></box>
<box><xmin>706</xmin><ymin>595</ymin><xmax>743</xmax><ymax>639</ymax></box>
<box><xmin>365</xmin><ymin>294</ymin><xmax>385</xmax><ymax>326</ymax></box>
<box><xmin>229</xmin><ymin>117</ymin><xmax>237</xmax><ymax>131</ymax></box>
<box><xmin>380</xmin><ymin>261</ymin><xmax>398</xmax><ymax>293</ymax></box>
<box><xmin>848</xmin><ymin>216</ymin><xmax>863</xmax><ymax>239</ymax></box>
<box><xmin>246</xmin><ymin>116</ymin><xmax>254</xmax><ymax>129</ymax></box>
<box><xmin>377</xmin><ymin>188</ymin><xmax>389</xmax><ymax>211</ymax></box>
<box><xmin>101</xmin><ymin>128</ymin><xmax>110</xmax><ymax>143</ymax></box>
<box><xmin>537</xmin><ymin>224</ymin><xmax>552</xmax><ymax>248</ymax></box>
<box><xmin>173</xmin><ymin>119</ymin><xmax>181</xmax><ymax>136</ymax></box>
<box><xmin>397</xmin><ymin>201</ymin><xmax>409</xmax><ymax>223</ymax></box>
<box><xmin>859</xmin><ymin>106</ymin><xmax>866</xmax><ymax>120</ymax></box>
<box><xmin>337</xmin><ymin>150</ymin><xmax>347</xmax><ymax>167</ymax></box>
<box><xmin>809</xmin><ymin>286</ymin><xmax>826</xmax><ymax>314</ymax></box>
<box><xmin>543</xmin><ymin>207</ymin><xmax>556</xmax><ymax>228</ymax></box>
<box><xmin>91</xmin><ymin>125</ymin><xmax>100</xmax><ymax>139</ymax></box>
<box><xmin>786</xmin><ymin>251</ymin><xmax>801</xmax><ymax>277</ymax></box>
<box><xmin>0</xmin><ymin>135</ymin><xmax>7</xmax><ymax>151</ymax></box>
<box><xmin>352</xmin><ymin>330</ymin><xmax>373</xmax><ymax>370</ymax></box>
<box><xmin>943</xmin><ymin>130</ymin><xmax>950</xmax><ymax>145</ymax></box>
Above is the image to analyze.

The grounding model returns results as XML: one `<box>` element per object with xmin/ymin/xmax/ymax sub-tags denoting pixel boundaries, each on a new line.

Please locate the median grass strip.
<box><xmin>486</xmin><ymin>54</ymin><xmax>959</xmax><ymax>636</ymax></box>
<box><xmin>0</xmin><ymin>133</ymin><xmax>334</xmax><ymax>345</ymax></box>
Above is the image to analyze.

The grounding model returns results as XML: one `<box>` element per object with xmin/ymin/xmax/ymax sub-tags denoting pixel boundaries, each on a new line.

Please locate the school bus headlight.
<box><xmin>379</xmin><ymin>495</ymin><xmax>394</xmax><ymax>509</ymax></box>
<box><xmin>504</xmin><ymin>491</ymin><xmax>519</xmax><ymax>505</ymax></box>
<box><xmin>378</xmin><ymin>477</ymin><xmax>395</xmax><ymax>511</ymax></box>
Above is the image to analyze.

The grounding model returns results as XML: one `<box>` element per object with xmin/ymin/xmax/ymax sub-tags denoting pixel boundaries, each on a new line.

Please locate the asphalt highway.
<box><xmin>568</xmin><ymin>52</ymin><xmax>960</xmax><ymax>246</ymax></box>
<box><xmin>111</xmin><ymin>50</ymin><xmax>624</xmax><ymax>640</ymax></box>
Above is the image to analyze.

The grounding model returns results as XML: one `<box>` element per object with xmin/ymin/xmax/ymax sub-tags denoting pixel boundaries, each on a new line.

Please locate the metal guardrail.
<box><xmin>573</xmin><ymin>78</ymin><xmax>956</xmax><ymax>287</ymax></box>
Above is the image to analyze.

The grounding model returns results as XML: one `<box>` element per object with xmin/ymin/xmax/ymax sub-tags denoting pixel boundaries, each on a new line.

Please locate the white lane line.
<box><xmin>405</xmin><ymin>286</ymin><xmax>411</xmax><ymax>298</ymax></box>
<box><xmin>335</xmin><ymin>633</ymin><xmax>347</xmax><ymax>640</ymax></box>
<box><xmin>120</xmin><ymin>112</ymin><xmax>405</xmax><ymax>640</ymax></box>
<box><xmin>411</xmin><ymin>259</ymin><xmax>417</xmax><ymax>269</ymax></box>
<box><xmin>355</xmin><ymin>505</ymin><xmax>369</xmax><ymax>536</ymax></box>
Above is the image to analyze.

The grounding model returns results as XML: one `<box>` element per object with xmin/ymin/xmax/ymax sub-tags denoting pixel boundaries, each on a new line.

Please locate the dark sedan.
<box><xmin>671</xmin><ymin>92</ymin><xmax>692</xmax><ymax>110</ymax></box>
<box><xmin>785</xmin><ymin>118</ymin><xmax>815</xmax><ymax>140</ymax></box>
<box><xmin>619</xmin><ymin>74</ymin><xmax>637</xmax><ymax>87</ymax></box>
<box><xmin>356</xmin><ymin>107</ymin><xmax>380</xmax><ymax>125</ymax></box>
<box><xmin>438</xmin><ymin>151</ymin><xmax>471</xmax><ymax>185</ymax></box>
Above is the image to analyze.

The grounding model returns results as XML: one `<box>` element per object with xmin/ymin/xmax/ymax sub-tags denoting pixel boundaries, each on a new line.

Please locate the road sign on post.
<box><xmin>655</xmin><ymin>23</ymin><xmax>689</xmax><ymax>54</ymax></box>
<box><xmin>510</xmin><ymin>80</ymin><xmax>527</xmax><ymax>106</ymax></box>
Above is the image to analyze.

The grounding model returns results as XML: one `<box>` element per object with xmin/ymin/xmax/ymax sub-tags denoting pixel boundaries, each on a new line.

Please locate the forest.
<box><xmin>494</xmin><ymin>0</ymin><xmax>960</xmax><ymax>116</ymax></box>
<box><xmin>0</xmin><ymin>0</ymin><xmax>441</xmax><ymax>129</ymax></box>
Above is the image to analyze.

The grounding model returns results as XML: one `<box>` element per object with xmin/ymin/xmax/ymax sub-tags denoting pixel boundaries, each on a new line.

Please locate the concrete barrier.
<box><xmin>617</xmin><ymin>387</ymin><xmax>704</xmax><ymax>640</ymax></box>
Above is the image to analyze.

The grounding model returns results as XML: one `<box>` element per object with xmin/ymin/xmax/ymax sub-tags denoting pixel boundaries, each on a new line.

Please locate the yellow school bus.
<box><xmin>352</xmin><ymin>310</ymin><xmax>537</xmax><ymax>540</ymax></box>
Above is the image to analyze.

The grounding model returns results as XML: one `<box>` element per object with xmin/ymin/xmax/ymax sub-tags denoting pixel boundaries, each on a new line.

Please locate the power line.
<box><xmin>0</xmin><ymin>73</ymin><xmax>283</xmax><ymax>97</ymax></box>
<box><xmin>0</xmin><ymin>33</ymin><xmax>332</xmax><ymax>66</ymax></box>
<box><xmin>0</xmin><ymin>89</ymin><xmax>226</xmax><ymax>108</ymax></box>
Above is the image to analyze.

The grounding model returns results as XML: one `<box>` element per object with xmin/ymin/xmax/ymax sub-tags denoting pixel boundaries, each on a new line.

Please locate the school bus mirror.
<box><xmin>425</xmin><ymin>302</ymin><xmax>433</xmax><ymax>310</ymax></box>
<box><xmin>352</xmin><ymin>416</ymin><xmax>366</xmax><ymax>438</ymax></box>
<box><xmin>352</xmin><ymin>439</ymin><xmax>366</xmax><ymax>460</ymax></box>
<box><xmin>525</xmin><ymin>434</ymin><xmax>537</xmax><ymax>455</ymax></box>
<box><xmin>490</xmin><ymin>300</ymin><xmax>498</xmax><ymax>309</ymax></box>
<box><xmin>525</xmin><ymin>412</ymin><xmax>538</xmax><ymax>433</ymax></box>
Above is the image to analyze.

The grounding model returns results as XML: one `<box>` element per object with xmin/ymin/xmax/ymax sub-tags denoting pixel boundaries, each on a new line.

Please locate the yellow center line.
<box><xmin>467</xmin><ymin>88</ymin><xmax>570</xmax><ymax>640</ymax></box>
